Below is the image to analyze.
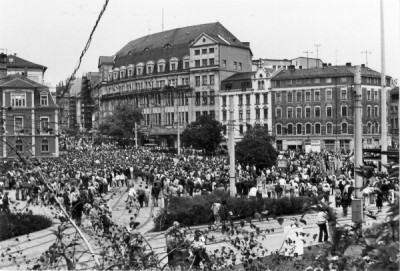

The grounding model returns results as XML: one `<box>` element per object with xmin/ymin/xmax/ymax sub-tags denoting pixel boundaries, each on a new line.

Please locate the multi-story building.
<box><xmin>252</xmin><ymin>57</ymin><xmax>324</xmax><ymax>71</ymax></box>
<box><xmin>95</xmin><ymin>22</ymin><xmax>252</xmax><ymax>146</ymax></box>
<box><xmin>389</xmin><ymin>87</ymin><xmax>399</xmax><ymax>147</ymax></box>
<box><xmin>270</xmin><ymin>63</ymin><xmax>391</xmax><ymax>152</ymax></box>
<box><xmin>0</xmin><ymin>53</ymin><xmax>59</xmax><ymax>158</ymax></box>
<box><xmin>219</xmin><ymin>67</ymin><xmax>278</xmax><ymax>140</ymax></box>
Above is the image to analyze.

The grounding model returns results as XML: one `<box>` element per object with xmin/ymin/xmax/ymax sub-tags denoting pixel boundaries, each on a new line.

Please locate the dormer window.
<box><xmin>128</xmin><ymin>69</ymin><xmax>133</xmax><ymax>77</ymax></box>
<box><xmin>136</xmin><ymin>63</ymin><xmax>144</xmax><ymax>75</ymax></box>
<box><xmin>113</xmin><ymin>72</ymin><xmax>118</xmax><ymax>80</ymax></box>
<box><xmin>183</xmin><ymin>56</ymin><xmax>190</xmax><ymax>70</ymax></box>
<box><xmin>107</xmin><ymin>73</ymin><xmax>112</xmax><ymax>81</ymax></box>
<box><xmin>120</xmin><ymin>70</ymin><xmax>125</xmax><ymax>78</ymax></box>
<box><xmin>146</xmin><ymin>61</ymin><xmax>154</xmax><ymax>74</ymax></box>
<box><xmin>157</xmin><ymin>59</ymin><xmax>165</xmax><ymax>73</ymax></box>
<box><xmin>40</xmin><ymin>93</ymin><xmax>48</xmax><ymax>106</ymax></box>
<box><xmin>170</xmin><ymin>57</ymin><xmax>178</xmax><ymax>71</ymax></box>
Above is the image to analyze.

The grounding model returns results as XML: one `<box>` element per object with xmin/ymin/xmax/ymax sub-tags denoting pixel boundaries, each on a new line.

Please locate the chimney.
<box><xmin>24</xmin><ymin>67</ymin><xmax>28</xmax><ymax>77</ymax></box>
<box><xmin>0</xmin><ymin>53</ymin><xmax>7</xmax><ymax>79</ymax></box>
<box><xmin>346</xmin><ymin>62</ymin><xmax>352</xmax><ymax>67</ymax></box>
<box><xmin>299</xmin><ymin>66</ymin><xmax>302</xmax><ymax>69</ymax></box>
<box><xmin>288</xmin><ymin>65</ymin><xmax>295</xmax><ymax>70</ymax></box>
<box><xmin>242</xmin><ymin>42</ymin><xmax>250</xmax><ymax>47</ymax></box>
<box><xmin>322</xmin><ymin>63</ymin><xmax>328</xmax><ymax>67</ymax></box>
<box><xmin>328</xmin><ymin>63</ymin><xmax>332</xmax><ymax>66</ymax></box>
<box><xmin>361</xmin><ymin>64</ymin><xmax>365</xmax><ymax>68</ymax></box>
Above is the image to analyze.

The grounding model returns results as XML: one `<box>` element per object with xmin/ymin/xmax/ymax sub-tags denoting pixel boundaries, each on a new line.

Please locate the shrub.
<box><xmin>154</xmin><ymin>193</ymin><xmax>312</xmax><ymax>231</ymax></box>
<box><xmin>0</xmin><ymin>213</ymin><xmax>53</xmax><ymax>241</ymax></box>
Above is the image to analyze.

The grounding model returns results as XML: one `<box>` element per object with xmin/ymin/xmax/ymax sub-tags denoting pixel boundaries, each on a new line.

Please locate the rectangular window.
<box><xmin>239</xmin><ymin>63</ymin><xmax>242</xmax><ymax>71</ymax></box>
<box><xmin>202</xmin><ymin>48</ymin><xmax>207</xmax><ymax>54</ymax></box>
<box><xmin>276</xmin><ymin>108</ymin><xmax>282</xmax><ymax>118</ymax></box>
<box><xmin>246</xmin><ymin>110</ymin><xmax>250</xmax><ymax>120</ymax></box>
<box><xmin>296</xmin><ymin>92</ymin><xmax>302</xmax><ymax>102</ymax></box>
<box><xmin>158</xmin><ymin>65</ymin><xmax>164</xmax><ymax>72</ymax></box>
<box><xmin>195</xmin><ymin>76</ymin><xmax>200</xmax><ymax>86</ymax></box>
<box><xmin>209</xmin><ymin>48</ymin><xmax>214</xmax><ymax>53</ymax></box>
<box><xmin>374</xmin><ymin>90</ymin><xmax>378</xmax><ymax>101</ymax></box>
<box><xmin>41</xmin><ymin>140</ymin><xmax>49</xmax><ymax>152</ymax></box>
<box><xmin>196</xmin><ymin>111</ymin><xmax>201</xmax><ymax>120</ymax></box>
<box><xmin>171</xmin><ymin>63</ymin><xmax>176</xmax><ymax>71</ymax></box>
<box><xmin>367</xmin><ymin>90</ymin><xmax>371</xmax><ymax>100</ymax></box>
<box><xmin>367</xmin><ymin>106</ymin><xmax>371</xmax><ymax>117</ymax></box>
<box><xmin>326</xmin><ymin>78</ymin><xmax>332</xmax><ymax>83</ymax></box>
<box><xmin>374</xmin><ymin>106</ymin><xmax>379</xmax><ymax>117</ymax></box>
<box><xmin>256</xmin><ymin>109</ymin><xmax>260</xmax><ymax>120</ymax></box>
<box><xmin>263</xmin><ymin>93</ymin><xmax>268</xmax><ymax>104</ymax></box>
<box><xmin>210</xmin><ymin>110</ymin><xmax>215</xmax><ymax>120</ymax></box>
<box><xmin>209</xmin><ymin>91</ymin><xmax>215</xmax><ymax>105</ymax></box>
<box><xmin>287</xmin><ymin>92</ymin><xmax>293</xmax><ymax>102</ymax></box>
<box><xmin>234</xmin><ymin>62</ymin><xmax>237</xmax><ymax>70</ymax></box>
<box><xmin>314</xmin><ymin>90</ymin><xmax>320</xmax><ymax>101</ymax></box>
<box><xmin>315</xmin><ymin>107</ymin><xmax>321</xmax><ymax>117</ymax></box>
<box><xmin>222</xmin><ymin>96</ymin><xmax>226</xmax><ymax>107</ymax></box>
<box><xmin>195</xmin><ymin>60</ymin><xmax>200</xmax><ymax>67</ymax></box>
<box><xmin>195</xmin><ymin>92</ymin><xmax>201</xmax><ymax>106</ymax></box>
<box><xmin>305</xmin><ymin>91</ymin><xmax>311</xmax><ymax>102</ymax></box>
<box><xmin>287</xmin><ymin>80</ymin><xmax>292</xmax><ymax>86</ymax></box>
<box><xmin>184</xmin><ymin>62</ymin><xmax>189</xmax><ymax>69</ymax></box>
<box><xmin>255</xmin><ymin>94</ymin><xmax>260</xmax><ymax>105</ymax></box>
<box><xmin>239</xmin><ymin>110</ymin><xmax>243</xmax><ymax>120</ymax></box>
<box><xmin>202</xmin><ymin>92</ymin><xmax>208</xmax><ymax>105</ymax></box>
<box><xmin>202</xmin><ymin>59</ymin><xmax>207</xmax><ymax>66</ymax></box>
<box><xmin>326</xmin><ymin>106</ymin><xmax>332</xmax><ymax>117</ymax></box>
<box><xmin>202</xmin><ymin>75</ymin><xmax>208</xmax><ymax>85</ymax></box>
<box><xmin>238</xmin><ymin>95</ymin><xmax>243</xmax><ymax>106</ymax></box>
<box><xmin>305</xmin><ymin>107</ymin><xmax>311</xmax><ymax>118</ymax></box>
<box><xmin>222</xmin><ymin>60</ymin><xmax>226</xmax><ymax>68</ymax></box>
<box><xmin>341</xmin><ymin>77</ymin><xmax>347</xmax><ymax>83</ymax></box>
<box><xmin>14</xmin><ymin>117</ymin><xmax>24</xmax><ymax>134</ymax></box>
<box><xmin>341</xmin><ymin>106</ymin><xmax>347</xmax><ymax>117</ymax></box>
<box><xmin>326</xmin><ymin>89</ymin><xmax>332</xmax><ymax>100</ymax></box>
<box><xmin>276</xmin><ymin>93</ymin><xmax>281</xmax><ymax>102</ymax></box>
<box><xmin>314</xmin><ymin>78</ymin><xmax>320</xmax><ymax>84</ymax></box>
<box><xmin>263</xmin><ymin>108</ymin><xmax>268</xmax><ymax>119</ymax></box>
<box><xmin>40</xmin><ymin>94</ymin><xmax>48</xmax><ymax>106</ymax></box>
<box><xmin>239</xmin><ymin>125</ymin><xmax>244</xmax><ymax>135</ymax></box>
<box><xmin>287</xmin><ymin>108</ymin><xmax>293</xmax><ymax>118</ymax></box>
<box><xmin>11</xmin><ymin>93</ymin><xmax>26</xmax><ymax>107</ymax></box>
<box><xmin>195</xmin><ymin>49</ymin><xmax>200</xmax><ymax>55</ymax></box>
<box><xmin>246</xmin><ymin>94</ymin><xmax>250</xmax><ymax>105</ymax></box>
<box><xmin>222</xmin><ymin>110</ymin><xmax>227</xmax><ymax>121</ymax></box>
<box><xmin>296</xmin><ymin>107</ymin><xmax>302</xmax><ymax>118</ymax></box>
<box><xmin>341</xmin><ymin>88</ymin><xmax>347</xmax><ymax>100</ymax></box>
<box><xmin>209</xmin><ymin>58</ymin><xmax>214</xmax><ymax>66</ymax></box>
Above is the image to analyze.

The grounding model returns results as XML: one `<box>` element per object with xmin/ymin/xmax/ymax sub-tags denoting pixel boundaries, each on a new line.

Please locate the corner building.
<box><xmin>96</xmin><ymin>22</ymin><xmax>252</xmax><ymax>146</ymax></box>
<box><xmin>270</xmin><ymin>63</ymin><xmax>391</xmax><ymax>152</ymax></box>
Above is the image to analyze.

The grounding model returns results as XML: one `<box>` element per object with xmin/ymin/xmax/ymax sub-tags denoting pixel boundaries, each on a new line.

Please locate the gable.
<box><xmin>190</xmin><ymin>33</ymin><xmax>218</xmax><ymax>47</ymax></box>
<box><xmin>0</xmin><ymin>77</ymin><xmax>38</xmax><ymax>88</ymax></box>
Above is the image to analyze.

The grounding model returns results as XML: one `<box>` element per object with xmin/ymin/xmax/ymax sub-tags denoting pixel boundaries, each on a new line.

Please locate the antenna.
<box><xmin>303</xmin><ymin>50</ymin><xmax>313</xmax><ymax>68</ymax></box>
<box><xmin>162</xmin><ymin>7</ymin><xmax>164</xmax><ymax>31</ymax></box>
<box><xmin>335</xmin><ymin>49</ymin><xmax>338</xmax><ymax>66</ymax></box>
<box><xmin>314</xmin><ymin>44</ymin><xmax>321</xmax><ymax>67</ymax></box>
<box><xmin>361</xmin><ymin>50</ymin><xmax>371</xmax><ymax>67</ymax></box>
<box><xmin>147</xmin><ymin>21</ymin><xmax>151</xmax><ymax>35</ymax></box>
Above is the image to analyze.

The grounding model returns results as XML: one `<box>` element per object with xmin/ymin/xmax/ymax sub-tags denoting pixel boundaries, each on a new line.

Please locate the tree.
<box><xmin>181</xmin><ymin>115</ymin><xmax>224</xmax><ymax>154</ymax></box>
<box><xmin>235</xmin><ymin>124</ymin><xmax>277</xmax><ymax>168</ymax></box>
<box><xmin>99</xmin><ymin>101</ymin><xmax>143</xmax><ymax>140</ymax></box>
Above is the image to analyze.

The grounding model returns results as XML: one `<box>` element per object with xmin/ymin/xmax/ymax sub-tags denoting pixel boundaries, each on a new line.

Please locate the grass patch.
<box><xmin>0</xmin><ymin>213</ymin><xmax>53</xmax><ymax>241</ymax></box>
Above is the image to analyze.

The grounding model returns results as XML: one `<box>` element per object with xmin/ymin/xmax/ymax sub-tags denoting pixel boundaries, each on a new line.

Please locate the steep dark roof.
<box><xmin>114</xmin><ymin>22</ymin><xmax>248</xmax><ymax>67</ymax></box>
<box><xmin>391</xmin><ymin>87</ymin><xmax>399</xmax><ymax>95</ymax></box>
<box><xmin>0</xmin><ymin>73</ymin><xmax>45</xmax><ymax>88</ymax></box>
<box><xmin>222</xmin><ymin>72</ymin><xmax>256</xmax><ymax>82</ymax></box>
<box><xmin>272</xmin><ymin>65</ymin><xmax>382</xmax><ymax>80</ymax></box>
<box><xmin>6</xmin><ymin>55</ymin><xmax>47</xmax><ymax>71</ymax></box>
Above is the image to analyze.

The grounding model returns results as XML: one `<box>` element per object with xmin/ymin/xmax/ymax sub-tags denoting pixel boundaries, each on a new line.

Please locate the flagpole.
<box><xmin>380</xmin><ymin>0</ymin><xmax>388</xmax><ymax>171</ymax></box>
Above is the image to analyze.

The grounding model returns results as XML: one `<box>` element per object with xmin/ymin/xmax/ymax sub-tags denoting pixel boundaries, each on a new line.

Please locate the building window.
<box><xmin>184</xmin><ymin>61</ymin><xmax>189</xmax><ymax>69</ymax></box>
<box><xmin>202</xmin><ymin>92</ymin><xmax>208</xmax><ymax>105</ymax></box>
<box><xmin>14</xmin><ymin>117</ymin><xmax>24</xmax><ymax>134</ymax></box>
<box><xmin>239</xmin><ymin>125</ymin><xmax>244</xmax><ymax>135</ymax></box>
<box><xmin>238</xmin><ymin>95</ymin><xmax>243</xmax><ymax>106</ymax></box>
<box><xmin>314</xmin><ymin>106</ymin><xmax>321</xmax><ymax>118</ymax></box>
<box><xmin>276</xmin><ymin>124</ymin><xmax>282</xmax><ymax>135</ymax></box>
<box><xmin>305</xmin><ymin>91</ymin><xmax>311</xmax><ymax>102</ymax></box>
<box><xmin>246</xmin><ymin>110</ymin><xmax>250</xmax><ymax>120</ymax></box>
<box><xmin>305</xmin><ymin>123</ymin><xmax>312</xmax><ymax>134</ymax></box>
<box><xmin>326</xmin><ymin>123</ymin><xmax>333</xmax><ymax>134</ymax></box>
<box><xmin>195</xmin><ymin>60</ymin><xmax>200</xmax><ymax>67</ymax></box>
<box><xmin>296</xmin><ymin>92</ymin><xmax>302</xmax><ymax>102</ymax></box>
<box><xmin>276</xmin><ymin>108</ymin><xmax>282</xmax><ymax>118</ymax></box>
<box><xmin>258</xmin><ymin>80</ymin><xmax>265</xmax><ymax>90</ymax></box>
<box><xmin>326</xmin><ymin>106</ymin><xmax>332</xmax><ymax>117</ymax></box>
<box><xmin>287</xmin><ymin>124</ymin><xmax>293</xmax><ymax>135</ymax></box>
<box><xmin>40</xmin><ymin>94</ymin><xmax>48</xmax><ymax>106</ymax></box>
<box><xmin>195</xmin><ymin>49</ymin><xmax>200</xmax><ymax>55</ymax></box>
<box><xmin>196</xmin><ymin>111</ymin><xmax>201</xmax><ymax>120</ymax></box>
<box><xmin>195</xmin><ymin>76</ymin><xmax>200</xmax><ymax>86</ymax></box>
<box><xmin>41</xmin><ymin>139</ymin><xmax>49</xmax><ymax>152</ymax></box>
<box><xmin>326</xmin><ymin>78</ymin><xmax>332</xmax><ymax>83</ymax></box>
<box><xmin>315</xmin><ymin>123</ymin><xmax>321</xmax><ymax>134</ymax></box>
<box><xmin>239</xmin><ymin>110</ymin><xmax>243</xmax><ymax>120</ymax></box>
<box><xmin>341</xmin><ymin>88</ymin><xmax>347</xmax><ymax>100</ymax></box>
<box><xmin>341</xmin><ymin>77</ymin><xmax>347</xmax><ymax>83</ymax></box>
<box><xmin>341</xmin><ymin>106</ymin><xmax>347</xmax><ymax>117</ymax></box>
<box><xmin>374</xmin><ymin>90</ymin><xmax>378</xmax><ymax>100</ymax></box>
<box><xmin>209</xmin><ymin>91</ymin><xmax>215</xmax><ymax>105</ymax></box>
<box><xmin>341</xmin><ymin>123</ymin><xmax>348</xmax><ymax>134</ymax></box>
<box><xmin>202</xmin><ymin>59</ymin><xmax>207</xmax><ymax>67</ymax></box>
<box><xmin>287</xmin><ymin>92</ymin><xmax>293</xmax><ymax>102</ymax></box>
<box><xmin>367</xmin><ymin>122</ymin><xmax>372</xmax><ymax>133</ymax></box>
<box><xmin>287</xmin><ymin>107</ymin><xmax>293</xmax><ymax>118</ymax></box>
<box><xmin>256</xmin><ymin>109</ymin><xmax>260</xmax><ymax>120</ymax></box>
<box><xmin>239</xmin><ymin>63</ymin><xmax>242</xmax><ymax>71</ymax></box>
<box><xmin>11</xmin><ymin>93</ymin><xmax>26</xmax><ymax>107</ymax></box>
<box><xmin>222</xmin><ymin>110</ymin><xmax>227</xmax><ymax>121</ymax></box>
<box><xmin>209</xmin><ymin>58</ymin><xmax>214</xmax><ymax>66</ymax></box>
<box><xmin>374</xmin><ymin>106</ymin><xmax>379</xmax><ymax>117</ymax></box>
<box><xmin>276</xmin><ymin>93</ymin><xmax>281</xmax><ymax>102</ymax></box>
<box><xmin>263</xmin><ymin>108</ymin><xmax>268</xmax><ymax>119</ymax></box>
<box><xmin>222</xmin><ymin>60</ymin><xmax>226</xmax><ymax>68</ymax></box>
<box><xmin>263</xmin><ymin>93</ymin><xmax>268</xmax><ymax>104</ymax></box>
<box><xmin>296</xmin><ymin>124</ymin><xmax>302</xmax><ymax>135</ymax></box>
<box><xmin>40</xmin><ymin>117</ymin><xmax>50</xmax><ymax>134</ymax></box>
<box><xmin>255</xmin><ymin>94</ymin><xmax>260</xmax><ymax>105</ymax></box>
<box><xmin>314</xmin><ymin>78</ymin><xmax>320</xmax><ymax>84</ymax></box>
<box><xmin>314</xmin><ymin>90</ymin><xmax>320</xmax><ymax>101</ymax></box>
<box><xmin>246</xmin><ymin>94</ymin><xmax>250</xmax><ymax>105</ymax></box>
<box><xmin>222</xmin><ymin>96</ymin><xmax>226</xmax><ymax>107</ymax></box>
<box><xmin>375</xmin><ymin>122</ymin><xmax>379</xmax><ymax>134</ymax></box>
<box><xmin>367</xmin><ymin>106</ymin><xmax>372</xmax><ymax>117</ymax></box>
<box><xmin>202</xmin><ymin>75</ymin><xmax>208</xmax><ymax>85</ymax></box>
<box><xmin>305</xmin><ymin>107</ymin><xmax>311</xmax><ymax>118</ymax></box>
<box><xmin>296</xmin><ymin>107</ymin><xmax>302</xmax><ymax>118</ymax></box>
<box><xmin>326</xmin><ymin>89</ymin><xmax>332</xmax><ymax>100</ymax></box>
<box><xmin>195</xmin><ymin>92</ymin><xmax>201</xmax><ymax>106</ymax></box>
<box><xmin>367</xmin><ymin>90</ymin><xmax>371</xmax><ymax>100</ymax></box>
<box><xmin>209</xmin><ymin>48</ymin><xmax>214</xmax><ymax>53</ymax></box>
<box><xmin>234</xmin><ymin>62</ymin><xmax>237</xmax><ymax>70</ymax></box>
<box><xmin>15</xmin><ymin>139</ymin><xmax>23</xmax><ymax>152</ymax></box>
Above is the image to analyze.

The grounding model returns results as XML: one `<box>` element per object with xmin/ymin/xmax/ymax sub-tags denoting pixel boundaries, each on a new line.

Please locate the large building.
<box><xmin>94</xmin><ymin>22</ymin><xmax>252</xmax><ymax>146</ymax></box>
<box><xmin>219</xmin><ymin>66</ymin><xmax>279</xmax><ymax>140</ymax></box>
<box><xmin>270</xmin><ymin>63</ymin><xmax>391</xmax><ymax>152</ymax></box>
<box><xmin>252</xmin><ymin>57</ymin><xmax>324</xmax><ymax>71</ymax></box>
<box><xmin>0</xmin><ymin>53</ymin><xmax>59</xmax><ymax>158</ymax></box>
<box><xmin>389</xmin><ymin>87</ymin><xmax>399</xmax><ymax>147</ymax></box>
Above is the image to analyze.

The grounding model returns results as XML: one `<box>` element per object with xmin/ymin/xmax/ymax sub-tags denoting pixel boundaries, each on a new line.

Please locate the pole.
<box><xmin>380</xmin><ymin>0</ymin><xmax>388</xmax><ymax>170</ymax></box>
<box><xmin>135</xmin><ymin>122</ymin><xmax>138</xmax><ymax>148</ymax></box>
<box><xmin>353</xmin><ymin>65</ymin><xmax>364</xmax><ymax>223</ymax></box>
<box><xmin>228</xmin><ymin>95</ymin><xmax>236</xmax><ymax>197</ymax></box>
<box><xmin>177</xmin><ymin>120</ymin><xmax>180</xmax><ymax>155</ymax></box>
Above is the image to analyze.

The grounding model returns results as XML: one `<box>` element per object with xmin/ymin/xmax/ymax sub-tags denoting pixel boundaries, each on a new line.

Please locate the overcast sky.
<box><xmin>1</xmin><ymin>0</ymin><xmax>399</xmax><ymax>87</ymax></box>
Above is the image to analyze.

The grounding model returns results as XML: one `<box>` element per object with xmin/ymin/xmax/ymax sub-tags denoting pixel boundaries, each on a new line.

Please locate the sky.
<box><xmin>1</xmin><ymin>0</ymin><xmax>399</xmax><ymax>87</ymax></box>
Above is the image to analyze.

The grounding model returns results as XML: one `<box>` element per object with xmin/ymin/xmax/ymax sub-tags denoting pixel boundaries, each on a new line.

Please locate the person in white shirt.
<box><xmin>317</xmin><ymin>210</ymin><xmax>328</xmax><ymax>242</ymax></box>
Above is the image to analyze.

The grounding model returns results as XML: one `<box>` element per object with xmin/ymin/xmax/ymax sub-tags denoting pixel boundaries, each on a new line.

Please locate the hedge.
<box><xmin>0</xmin><ymin>213</ymin><xmax>53</xmax><ymax>241</ymax></box>
<box><xmin>153</xmin><ymin>191</ymin><xmax>312</xmax><ymax>231</ymax></box>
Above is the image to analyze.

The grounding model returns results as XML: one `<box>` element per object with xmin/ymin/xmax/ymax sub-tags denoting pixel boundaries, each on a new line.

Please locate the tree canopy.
<box><xmin>181</xmin><ymin>115</ymin><xmax>224</xmax><ymax>154</ymax></box>
<box><xmin>99</xmin><ymin>101</ymin><xmax>143</xmax><ymax>139</ymax></box>
<box><xmin>235</xmin><ymin>124</ymin><xmax>277</xmax><ymax>168</ymax></box>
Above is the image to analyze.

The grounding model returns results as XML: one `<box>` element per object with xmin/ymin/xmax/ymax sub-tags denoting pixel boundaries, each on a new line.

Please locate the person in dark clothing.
<box><xmin>338</xmin><ymin>181</ymin><xmax>345</xmax><ymax>196</ymax></box>
<box><xmin>275</xmin><ymin>183</ymin><xmax>283</xmax><ymax>198</ymax></box>
<box><xmin>242</xmin><ymin>180</ymin><xmax>250</xmax><ymax>198</ymax></box>
<box><xmin>341</xmin><ymin>192</ymin><xmax>350</xmax><ymax>216</ymax></box>
<box><xmin>376</xmin><ymin>191</ymin><xmax>383</xmax><ymax>212</ymax></box>
<box><xmin>187</xmin><ymin>178</ymin><xmax>194</xmax><ymax>197</ymax></box>
<box><xmin>235</xmin><ymin>181</ymin><xmax>243</xmax><ymax>196</ymax></box>
<box><xmin>218</xmin><ymin>199</ymin><xmax>230</xmax><ymax>224</ymax></box>
<box><xmin>151</xmin><ymin>182</ymin><xmax>160</xmax><ymax>207</ymax></box>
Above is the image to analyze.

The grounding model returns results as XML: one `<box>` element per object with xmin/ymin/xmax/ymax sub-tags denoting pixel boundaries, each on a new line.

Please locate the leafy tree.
<box><xmin>99</xmin><ymin>101</ymin><xmax>143</xmax><ymax>140</ymax></box>
<box><xmin>181</xmin><ymin>115</ymin><xmax>224</xmax><ymax>154</ymax></box>
<box><xmin>235</xmin><ymin>124</ymin><xmax>277</xmax><ymax>168</ymax></box>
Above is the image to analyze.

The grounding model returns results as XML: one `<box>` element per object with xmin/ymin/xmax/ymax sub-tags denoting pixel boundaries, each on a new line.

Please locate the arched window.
<box><xmin>315</xmin><ymin>123</ymin><xmax>321</xmax><ymax>134</ymax></box>
<box><xmin>296</xmin><ymin>123</ymin><xmax>302</xmax><ymax>135</ymax></box>
<box><xmin>368</xmin><ymin>122</ymin><xmax>372</xmax><ymax>134</ymax></box>
<box><xmin>136</xmin><ymin>63</ymin><xmax>144</xmax><ymax>75</ymax></box>
<box><xmin>169</xmin><ymin>57</ymin><xmax>178</xmax><ymax>71</ymax></box>
<box><xmin>341</xmin><ymin>123</ymin><xmax>348</xmax><ymax>134</ymax></box>
<box><xmin>375</xmin><ymin>123</ymin><xmax>379</xmax><ymax>134</ymax></box>
<box><xmin>326</xmin><ymin>123</ymin><xmax>333</xmax><ymax>134</ymax></box>
<box><xmin>42</xmin><ymin>139</ymin><xmax>49</xmax><ymax>152</ymax></box>
<box><xmin>287</xmin><ymin>124</ymin><xmax>293</xmax><ymax>135</ymax></box>
<box><xmin>157</xmin><ymin>59</ymin><xmax>165</xmax><ymax>73</ymax></box>
<box><xmin>15</xmin><ymin>139</ymin><xmax>23</xmax><ymax>152</ymax></box>
<box><xmin>305</xmin><ymin>123</ymin><xmax>312</xmax><ymax>134</ymax></box>
<box><xmin>146</xmin><ymin>61</ymin><xmax>154</xmax><ymax>74</ymax></box>
<box><xmin>276</xmin><ymin>124</ymin><xmax>282</xmax><ymax>135</ymax></box>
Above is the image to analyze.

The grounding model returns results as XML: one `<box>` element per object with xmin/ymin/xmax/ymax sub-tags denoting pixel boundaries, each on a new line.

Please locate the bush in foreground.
<box><xmin>0</xmin><ymin>213</ymin><xmax>53</xmax><ymax>241</ymax></box>
<box><xmin>154</xmin><ymin>192</ymin><xmax>311</xmax><ymax>231</ymax></box>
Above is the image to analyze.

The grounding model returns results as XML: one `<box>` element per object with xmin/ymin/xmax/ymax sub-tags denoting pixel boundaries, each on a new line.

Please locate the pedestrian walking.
<box><xmin>317</xmin><ymin>210</ymin><xmax>328</xmax><ymax>242</ymax></box>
